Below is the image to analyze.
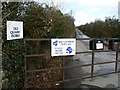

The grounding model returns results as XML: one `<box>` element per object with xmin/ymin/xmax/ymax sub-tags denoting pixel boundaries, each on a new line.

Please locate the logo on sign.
<box><xmin>66</xmin><ymin>47</ymin><xmax>73</xmax><ymax>54</ymax></box>
<box><xmin>53</xmin><ymin>40</ymin><xmax>58</xmax><ymax>46</ymax></box>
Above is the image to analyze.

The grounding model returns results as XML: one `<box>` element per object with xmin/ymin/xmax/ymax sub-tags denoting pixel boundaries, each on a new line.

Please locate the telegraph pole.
<box><xmin>118</xmin><ymin>1</ymin><xmax>120</xmax><ymax>88</ymax></box>
<box><xmin>118</xmin><ymin>1</ymin><xmax>120</xmax><ymax>22</ymax></box>
<box><xmin>0</xmin><ymin>1</ymin><xmax>2</xmax><ymax>89</ymax></box>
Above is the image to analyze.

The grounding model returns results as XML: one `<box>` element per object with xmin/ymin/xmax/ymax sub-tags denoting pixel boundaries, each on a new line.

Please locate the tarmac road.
<box><xmin>64</xmin><ymin>29</ymin><xmax>120</xmax><ymax>88</ymax></box>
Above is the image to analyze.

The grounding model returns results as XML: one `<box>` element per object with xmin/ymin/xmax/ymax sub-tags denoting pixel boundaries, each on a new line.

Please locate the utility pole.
<box><xmin>118</xmin><ymin>1</ymin><xmax>120</xmax><ymax>88</ymax></box>
<box><xmin>118</xmin><ymin>1</ymin><xmax>120</xmax><ymax>22</ymax></box>
<box><xmin>0</xmin><ymin>3</ymin><xmax>1</xmax><ymax>42</ymax></box>
<box><xmin>0</xmin><ymin>1</ymin><xmax>2</xmax><ymax>89</ymax></box>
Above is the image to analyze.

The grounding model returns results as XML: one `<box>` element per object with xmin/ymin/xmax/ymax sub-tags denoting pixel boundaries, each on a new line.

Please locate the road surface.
<box><xmin>64</xmin><ymin>29</ymin><xmax>120</xmax><ymax>88</ymax></box>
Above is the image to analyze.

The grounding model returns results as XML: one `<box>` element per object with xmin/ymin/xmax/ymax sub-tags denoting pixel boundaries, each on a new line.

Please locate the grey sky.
<box><xmin>35</xmin><ymin>0</ymin><xmax>120</xmax><ymax>26</ymax></box>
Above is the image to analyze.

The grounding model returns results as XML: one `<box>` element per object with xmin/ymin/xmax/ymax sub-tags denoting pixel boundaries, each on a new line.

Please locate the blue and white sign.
<box><xmin>51</xmin><ymin>38</ymin><xmax>76</xmax><ymax>56</ymax></box>
<box><xmin>7</xmin><ymin>21</ymin><xmax>23</xmax><ymax>40</ymax></box>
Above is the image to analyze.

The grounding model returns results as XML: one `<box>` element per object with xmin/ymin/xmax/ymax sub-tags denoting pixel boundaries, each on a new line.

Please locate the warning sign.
<box><xmin>7</xmin><ymin>21</ymin><xmax>23</xmax><ymax>40</ymax></box>
<box><xmin>51</xmin><ymin>38</ymin><xmax>76</xmax><ymax>56</ymax></box>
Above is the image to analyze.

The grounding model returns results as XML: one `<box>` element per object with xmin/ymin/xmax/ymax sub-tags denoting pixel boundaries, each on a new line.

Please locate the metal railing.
<box><xmin>24</xmin><ymin>38</ymin><xmax>120</xmax><ymax>88</ymax></box>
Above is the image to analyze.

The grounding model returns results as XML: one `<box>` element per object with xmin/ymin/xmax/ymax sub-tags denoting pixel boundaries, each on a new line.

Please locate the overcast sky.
<box><xmin>35</xmin><ymin>0</ymin><xmax>120</xmax><ymax>26</ymax></box>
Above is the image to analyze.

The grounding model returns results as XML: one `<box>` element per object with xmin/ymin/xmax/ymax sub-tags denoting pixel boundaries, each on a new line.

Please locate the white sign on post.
<box><xmin>7</xmin><ymin>21</ymin><xmax>23</xmax><ymax>40</ymax></box>
<box><xmin>96</xmin><ymin>41</ymin><xmax>103</xmax><ymax>49</ymax></box>
<box><xmin>51</xmin><ymin>38</ymin><xmax>76</xmax><ymax>57</ymax></box>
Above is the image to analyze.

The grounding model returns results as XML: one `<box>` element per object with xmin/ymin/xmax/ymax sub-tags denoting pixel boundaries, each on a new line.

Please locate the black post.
<box><xmin>91</xmin><ymin>39</ymin><xmax>95</xmax><ymax>77</ymax></box>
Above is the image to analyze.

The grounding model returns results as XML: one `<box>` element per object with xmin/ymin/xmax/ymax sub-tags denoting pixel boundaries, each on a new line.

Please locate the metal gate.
<box><xmin>24</xmin><ymin>38</ymin><xmax>120</xmax><ymax>88</ymax></box>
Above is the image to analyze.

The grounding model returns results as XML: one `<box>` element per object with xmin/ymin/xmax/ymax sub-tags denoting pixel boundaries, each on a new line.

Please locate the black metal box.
<box><xmin>108</xmin><ymin>39</ymin><xmax>119</xmax><ymax>51</ymax></box>
<box><xmin>89</xmin><ymin>39</ymin><xmax>104</xmax><ymax>50</ymax></box>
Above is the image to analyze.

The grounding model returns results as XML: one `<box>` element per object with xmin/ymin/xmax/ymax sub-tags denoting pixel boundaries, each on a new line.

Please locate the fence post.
<box><xmin>91</xmin><ymin>39</ymin><xmax>95</xmax><ymax>77</ymax></box>
<box><xmin>115</xmin><ymin>38</ymin><xmax>120</xmax><ymax>72</ymax></box>
<box><xmin>24</xmin><ymin>39</ymin><xmax>27</xmax><ymax>88</ymax></box>
<box><xmin>62</xmin><ymin>57</ymin><xmax>65</xmax><ymax>87</ymax></box>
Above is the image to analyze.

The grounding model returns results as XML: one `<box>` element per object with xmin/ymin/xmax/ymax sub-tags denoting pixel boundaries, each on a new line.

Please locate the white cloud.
<box><xmin>35</xmin><ymin>0</ymin><xmax>120</xmax><ymax>26</ymax></box>
<box><xmin>74</xmin><ymin>12</ymin><xmax>98</xmax><ymax>26</ymax></box>
<box><xmin>62</xmin><ymin>0</ymin><xmax>119</xmax><ymax>7</ymax></box>
<box><xmin>69</xmin><ymin>0</ymin><xmax>119</xmax><ymax>25</ymax></box>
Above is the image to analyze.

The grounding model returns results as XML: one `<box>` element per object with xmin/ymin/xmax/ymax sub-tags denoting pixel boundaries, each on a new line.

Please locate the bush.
<box><xmin>2</xmin><ymin>2</ymin><xmax>75</xmax><ymax>89</ymax></box>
